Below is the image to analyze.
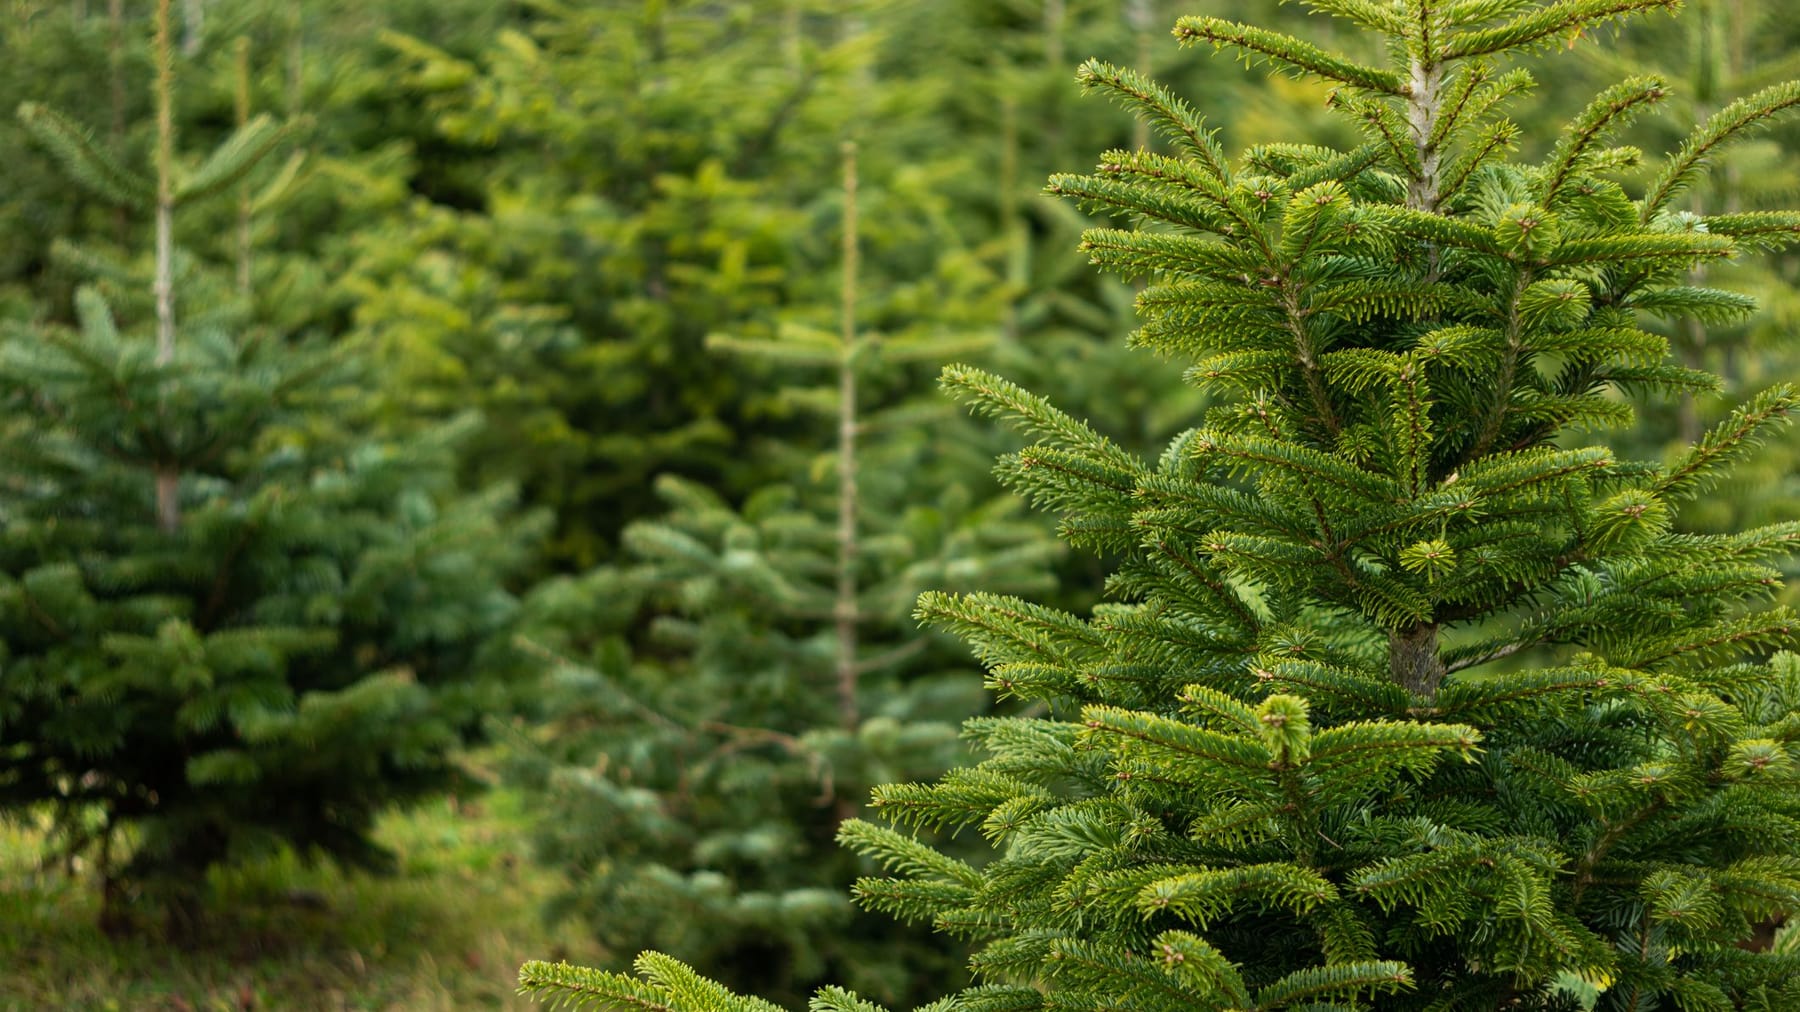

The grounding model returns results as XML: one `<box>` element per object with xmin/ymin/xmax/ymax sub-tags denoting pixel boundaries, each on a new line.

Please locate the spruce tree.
<box><xmin>522</xmin><ymin>1</ymin><xmax>1800</xmax><ymax>1008</ymax></box>
<box><xmin>0</xmin><ymin>0</ymin><xmax>536</xmax><ymax>932</ymax></box>
<box><xmin>507</xmin><ymin>144</ymin><xmax>1059</xmax><ymax>1008</ymax></box>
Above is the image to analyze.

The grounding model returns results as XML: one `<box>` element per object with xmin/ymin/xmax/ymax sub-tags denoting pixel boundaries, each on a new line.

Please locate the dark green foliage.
<box><xmin>505</xmin><ymin>139</ymin><xmax>1062</xmax><ymax>1007</ymax></box>
<box><xmin>522</xmin><ymin>1</ymin><xmax>1800</xmax><ymax>1009</ymax></box>
<box><xmin>0</xmin><ymin>2</ymin><xmax>538</xmax><ymax>931</ymax></box>
<box><xmin>507</xmin><ymin>474</ymin><xmax>1052</xmax><ymax>1007</ymax></box>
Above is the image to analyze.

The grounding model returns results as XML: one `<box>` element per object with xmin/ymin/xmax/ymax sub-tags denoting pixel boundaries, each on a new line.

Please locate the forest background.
<box><xmin>1</xmin><ymin>0</ymin><xmax>1797</xmax><ymax>1009</ymax></box>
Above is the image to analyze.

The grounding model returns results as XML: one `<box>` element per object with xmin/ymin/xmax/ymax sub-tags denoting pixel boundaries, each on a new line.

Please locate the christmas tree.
<box><xmin>343</xmin><ymin>0</ymin><xmax>1334</xmax><ymax>572</ymax></box>
<box><xmin>521</xmin><ymin>0</ymin><xmax>1800</xmax><ymax>1008</ymax></box>
<box><xmin>506</xmin><ymin>143</ymin><xmax>1059</xmax><ymax>1008</ymax></box>
<box><xmin>0</xmin><ymin>0</ymin><xmax>537</xmax><ymax>933</ymax></box>
<box><xmin>0</xmin><ymin>0</ymin><xmax>150</xmax><ymax>316</ymax></box>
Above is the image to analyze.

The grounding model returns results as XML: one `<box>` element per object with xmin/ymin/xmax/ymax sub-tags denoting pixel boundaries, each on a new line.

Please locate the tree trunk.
<box><xmin>1390</xmin><ymin>622</ymin><xmax>1446</xmax><ymax>699</ymax></box>
<box><xmin>233</xmin><ymin>36</ymin><xmax>253</xmax><ymax>299</ymax></box>
<box><xmin>108</xmin><ymin>0</ymin><xmax>129</xmax><ymax>244</ymax></box>
<box><xmin>1128</xmin><ymin>0</ymin><xmax>1154</xmax><ymax>151</ymax></box>
<box><xmin>180</xmin><ymin>0</ymin><xmax>200</xmax><ymax>55</ymax></box>
<box><xmin>832</xmin><ymin>141</ymin><xmax>861</xmax><ymax>826</ymax></box>
<box><xmin>153</xmin><ymin>0</ymin><xmax>180</xmax><ymax>533</ymax></box>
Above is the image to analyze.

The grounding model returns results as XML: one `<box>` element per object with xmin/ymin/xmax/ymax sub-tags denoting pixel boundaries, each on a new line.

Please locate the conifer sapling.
<box><xmin>507</xmin><ymin>140</ymin><xmax>1058</xmax><ymax>1006</ymax></box>
<box><xmin>0</xmin><ymin>1</ymin><xmax>536</xmax><ymax>933</ymax></box>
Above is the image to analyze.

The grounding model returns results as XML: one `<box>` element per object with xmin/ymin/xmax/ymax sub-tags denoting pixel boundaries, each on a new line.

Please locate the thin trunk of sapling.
<box><xmin>179</xmin><ymin>0</ymin><xmax>199</xmax><ymax>55</ymax></box>
<box><xmin>108</xmin><ymin>0</ymin><xmax>128</xmax><ymax>244</ymax></box>
<box><xmin>1042</xmin><ymin>0</ymin><xmax>1065</xmax><ymax>153</ymax></box>
<box><xmin>1042</xmin><ymin>0</ymin><xmax>1064</xmax><ymax>75</ymax></box>
<box><xmin>833</xmin><ymin>141</ymin><xmax>862</xmax><ymax>826</ymax></box>
<box><xmin>999</xmin><ymin>89</ymin><xmax>1021</xmax><ymax>344</ymax></box>
<box><xmin>1390</xmin><ymin>49</ymin><xmax>1449</xmax><ymax>698</ymax></box>
<box><xmin>233</xmin><ymin>36</ymin><xmax>252</xmax><ymax>299</ymax></box>
<box><xmin>1128</xmin><ymin>0</ymin><xmax>1154</xmax><ymax>152</ymax></box>
<box><xmin>286</xmin><ymin>3</ymin><xmax>303</xmax><ymax>113</ymax></box>
<box><xmin>153</xmin><ymin>0</ymin><xmax>179</xmax><ymax>532</ymax></box>
<box><xmin>782</xmin><ymin>0</ymin><xmax>801</xmax><ymax>76</ymax></box>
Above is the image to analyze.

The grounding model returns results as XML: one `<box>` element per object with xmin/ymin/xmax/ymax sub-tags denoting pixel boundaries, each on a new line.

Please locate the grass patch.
<box><xmin>0</xmin><ymin>780</ymin><xmax>605</xmax><ymax>1011</ymax></box>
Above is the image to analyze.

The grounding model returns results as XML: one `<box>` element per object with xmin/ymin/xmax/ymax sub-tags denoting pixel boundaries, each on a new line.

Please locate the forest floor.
<box><xmin>0</xmin><ymin>765</ymin><xmax>605</xmax><ymax>1011</ymax></box>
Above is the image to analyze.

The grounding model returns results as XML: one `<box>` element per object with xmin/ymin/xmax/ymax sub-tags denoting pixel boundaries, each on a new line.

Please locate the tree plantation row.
<box><xmin>4</xmin><ymin>2</ymin><xmax>1800</xmax><ymax>1011</ymax></box>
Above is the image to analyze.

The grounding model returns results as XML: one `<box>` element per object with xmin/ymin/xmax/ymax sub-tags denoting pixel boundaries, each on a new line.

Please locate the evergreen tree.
<box><xmin>0</xmin><ymin>0</ymin><xmax>150</xmax><ymax>313</ymax></box>
<box><xmin>877</xmin><ymin>0</ymin><xmax>1363</xmax><ymax>610</ymax></box>
<box><xmin>0</xmin><ymin>0</ymin><xmax>538</xmax><ymax>933</ymax></box>
<box><xmin>881</xmin><ymin>0</ymin><xmax>1339</xmax><ymax>457</ymax></box>
<box><xmin>506</xmin><ymin>144</ymin><xmax>1060</xmax><ymax>1008</ymax></box>
<box><xmin>522</xmin><ymin>1</ymin><xmax>1800</xmax><ymax>1008</ymax></box>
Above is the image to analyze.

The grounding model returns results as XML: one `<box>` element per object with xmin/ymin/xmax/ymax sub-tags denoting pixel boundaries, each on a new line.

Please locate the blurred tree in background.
<box><xmin>350</xmin><ymin>2</ymin><xmax>883</xmax><ymax>567</ymax></box>
<box><xmin>503</xmin><ymin>140</ymin><xmax>1065</xmax><ymax>1006</ymax></box>
<box><xmin>341</xmin><ymin>0</ymin><xmax>1352</xmax><ymax>570</ymax></box>
<box><xmin>0</xmin><ymin>0</ymin><xmax>539</xmax><ymax>933</ymax></box>
<box><xmin>0</xmin><ymin>2</ymin><xmax>150</xmax><ymax>318</ymax></box>
<box><xmin>0</xmin><ymin>0</ymin><xmax>514</xmax><ymax>324</ymax></box>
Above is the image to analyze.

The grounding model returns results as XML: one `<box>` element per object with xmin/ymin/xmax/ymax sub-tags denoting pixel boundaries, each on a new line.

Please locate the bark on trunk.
<box><xmin>832</xmin><ymin>141</ymin><xmax>861</xmax><ymax>827</ymax></box>
<box><xmin>1390</xmin><ymin>622</ymin><xmax>1446</xmax><ymax>699</ymax></box>
<box><xmin>153</xmin><ymin>0</ymin><xmax>181</xmax><ymax>533</ymax></box>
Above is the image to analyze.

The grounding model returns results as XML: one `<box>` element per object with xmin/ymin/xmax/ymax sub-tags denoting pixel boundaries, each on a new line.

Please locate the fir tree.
<box><xmin>880</xmin><ymin>0</ymin><xmax>1362</xmax><ymax>612</ymax></box>
<box><xmin>506</xmin><ymin>144</ymin><xmax>1059</xmax><ymax>1008</ymax></box>
<box><xmin>0</xmin><ymin>0</ymin><xmax>537</xmax><ymax>933</ymax></box>
<box><xmin>345</xmin><ymin>0</ymin><xmax>1325</xmax><ymax>571</ymax></box>
<box><xmin>522</xmin><ymin>1</ymin><xmax>1800</xmax><ymax>1009</ymax></box>
<box><xmin>874</xmin><ymin>0</ymin><xmax>1362</xmax><ymax>462</ymax></box>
